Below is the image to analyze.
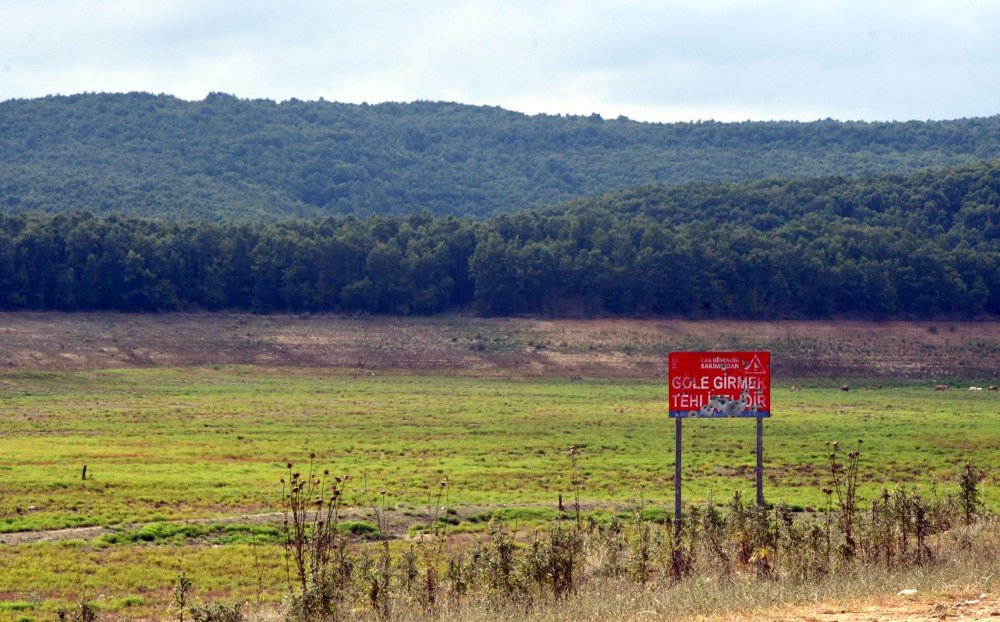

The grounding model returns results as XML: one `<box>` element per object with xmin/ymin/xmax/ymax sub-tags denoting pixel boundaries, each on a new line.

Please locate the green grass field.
<box><xmin>0</xmin><ymin>365</ymin><xmax>998</xmax><ymax>620</ymax></box>
<box><xmin>1</xmin><ymin>366</ymin><xmax>996</xmax><ymax>533</ymax></box>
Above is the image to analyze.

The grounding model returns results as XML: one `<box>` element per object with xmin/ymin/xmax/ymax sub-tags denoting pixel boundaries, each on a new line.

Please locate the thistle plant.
<box><xmin>281</xmin><ymin>455</ymin><xmax>349</xmax><ymax>622</ymax></box>
<box><xmin>568</xmin><ymin>445</ymin><xmax>582</xmax><ymax>529</ymax></box>
<box><xmin>827</xmin><ymin>439</ymin><xmax>863</xmax><ymax>559</ymax></box>
<box><xmin>172</xmin><ymin>572</ymin><xmax>192</xmax><ymax>622</ymax></box>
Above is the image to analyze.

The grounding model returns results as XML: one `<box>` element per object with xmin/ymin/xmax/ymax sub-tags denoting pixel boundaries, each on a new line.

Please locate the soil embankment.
<box><xmin>1</xmin><ymin>313</ymin><xmax>998</xmax><ymax>381</ymax></box>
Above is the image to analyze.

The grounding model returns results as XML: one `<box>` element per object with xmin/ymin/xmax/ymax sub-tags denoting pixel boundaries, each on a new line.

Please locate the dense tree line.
<box><xmin>4</xmin><ymin>93</ymin><xmax>1000</xmax><ymax>220</ymax></box>
<box><xmin>1</xmin><ymin>161</ymin><xmax>998</xmax><ymax>318</ymax></box>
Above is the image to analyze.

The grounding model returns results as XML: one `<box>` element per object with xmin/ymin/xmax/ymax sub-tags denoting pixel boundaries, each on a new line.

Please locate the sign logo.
<box><xmin>745</xmin><ymin>353</ymin><xmax>766</xmax><ymax>374</ymax></box>
<box><xmin>668</xmin><ymin>351</ymin><xmax>771</xmax><ymax>418</ymax></box>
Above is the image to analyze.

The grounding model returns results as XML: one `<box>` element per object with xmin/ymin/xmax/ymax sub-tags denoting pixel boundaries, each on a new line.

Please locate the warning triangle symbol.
<box><xmin>746</xmin><ymin>354</ymin><xmax>766</xmax><ymax>374</ymax></box>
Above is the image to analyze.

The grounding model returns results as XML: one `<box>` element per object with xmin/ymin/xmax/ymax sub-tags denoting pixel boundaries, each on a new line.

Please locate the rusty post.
<box><xmin>756</xmin><ymin>417</ymin><xmax>764</xmax><ymax>507</ymax></box>
<box><xmin>675</xmin><ymin>416</ymin><xmax>682</xmax><ymax>527</ymax></box>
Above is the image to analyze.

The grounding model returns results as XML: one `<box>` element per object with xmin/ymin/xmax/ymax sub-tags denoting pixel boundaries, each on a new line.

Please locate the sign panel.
<box><xmin>669</xmin><ymin>351</ymin><xmax>770</xmax><ymax>418</ymax></box>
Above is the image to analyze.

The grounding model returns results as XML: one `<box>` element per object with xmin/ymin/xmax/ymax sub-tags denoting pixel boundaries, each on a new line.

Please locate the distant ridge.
<box><xmin>2</xmin><ymin>92</ymin><xmax>1000</xmax><ymax>221</ymax></box>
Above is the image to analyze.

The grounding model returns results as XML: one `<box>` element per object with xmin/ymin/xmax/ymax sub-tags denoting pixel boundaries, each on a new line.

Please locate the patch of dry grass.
<box><xmin>229</xmin><ymin>519</ymin><xmax>999</xmax><ymax>622</ymax></box>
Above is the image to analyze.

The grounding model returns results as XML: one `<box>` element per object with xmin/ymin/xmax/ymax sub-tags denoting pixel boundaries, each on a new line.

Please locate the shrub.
<box><xmin>958</xmin><ymin>462</ymin><xmax>984</xmax><ymax>526</ymax></box>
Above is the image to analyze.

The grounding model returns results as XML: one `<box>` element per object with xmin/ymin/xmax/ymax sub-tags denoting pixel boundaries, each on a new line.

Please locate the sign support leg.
<box><xmin>674</xmin><ymin>416</ymin><xmax>682</xmax><ymax>527</ymax></box>
<box><xmin>756</xmin><ymin>417</ymin><xmax>764</xmax><ymax>507</ymax></box>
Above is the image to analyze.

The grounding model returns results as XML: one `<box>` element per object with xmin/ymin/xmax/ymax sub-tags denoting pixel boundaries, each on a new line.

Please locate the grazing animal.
<box><xmin>988</xmin><ymin>385</ymin><xmax>998</xmax><ymax>392</ymax></box>
<box><xmin>933</xmin><ymin>384</ymin><xmax>949</xmax><ymax>391</ymax></box>
<box><xmin>789</xmin><ymin>385</ymin><xmax>800</xmax><ymax>392</ymax></box>
<box><xmin>969</xmin><ymin>386</ymin><xmax>983</xmax><ymax>392</ymax></box>
<box><xmin>840</xmin><ymin>384</ymin><xmax>849</xmax><ymax>392</ymax></box>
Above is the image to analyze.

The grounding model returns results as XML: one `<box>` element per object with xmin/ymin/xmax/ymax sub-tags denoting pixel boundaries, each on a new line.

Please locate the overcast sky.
<box><xmin>2</xmin><ymin>0</ymin><xmax>999</xmax><ymax>123</ymax></box>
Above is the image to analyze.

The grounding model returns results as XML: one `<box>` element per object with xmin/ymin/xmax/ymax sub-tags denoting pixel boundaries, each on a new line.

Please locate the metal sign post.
<box><xmin>675</xmin><ymin>416</ymin><xmax>682</xmax><ymax>528</ymax></box>
<box><xmin>756</xmin><ymin>417</ymin><xmax>764</xmax><ymax>507</ymax></box>
<box><xmin>669</xmin><ymin>351</ymin><xmax>771</xmax><ymax>524</ymax></box>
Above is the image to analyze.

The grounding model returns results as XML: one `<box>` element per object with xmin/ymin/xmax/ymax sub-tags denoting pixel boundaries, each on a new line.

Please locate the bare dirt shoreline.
<box><xmin>748</xmin><ymin>592</ymin><xmax>998</xmax><ymax>622</ymax></box>
<box><xmin>1</xmin><ymin>312</ymin><xmax>999</xmax><ymax>381</ymax></box>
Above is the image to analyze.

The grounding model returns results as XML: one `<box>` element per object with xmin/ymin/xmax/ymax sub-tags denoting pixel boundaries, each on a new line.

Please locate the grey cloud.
<box><xmin>2</xmin><ymin>0</ymin><xmax>999</xmax><ymax>121</ymax></box>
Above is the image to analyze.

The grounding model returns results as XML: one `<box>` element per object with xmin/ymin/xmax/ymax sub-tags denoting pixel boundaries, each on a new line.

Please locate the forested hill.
<box><xmin>2</xmin><ymin>160</ymin><xmax>998</xmax><ymax>318</ymax></box>
<box><xmin>3</xmin><ymin>92</ymin><xmax>1000</xmax><ymax>221</ymax></box>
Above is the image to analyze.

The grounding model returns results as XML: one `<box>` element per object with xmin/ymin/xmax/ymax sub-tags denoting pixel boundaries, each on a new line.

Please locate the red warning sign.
<box><xmin>669</xmin><ymin>352</ymin><xmax>770</xmax><ymax>418</ymax></box>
